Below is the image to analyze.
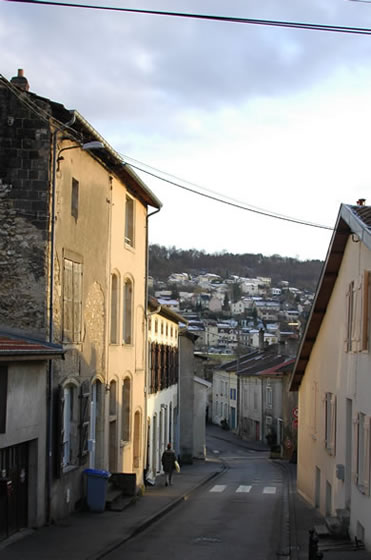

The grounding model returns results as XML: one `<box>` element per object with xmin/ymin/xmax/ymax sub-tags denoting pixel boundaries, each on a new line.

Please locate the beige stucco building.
<box><xmin>290</xmin><ymin>203</ymin><xmax>371</xmax><ymax>550</ymax></box>
<box><xmin>0</xmin><ymin>71</ymin><xmax>161</xmax><ymax>530</ymax></box>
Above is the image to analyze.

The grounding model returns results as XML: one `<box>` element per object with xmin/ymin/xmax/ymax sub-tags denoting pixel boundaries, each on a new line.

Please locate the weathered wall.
<box><xmin>0</xmin><ymin>83</ymin><xmax>51</xmax><ymax>335</ymax></box>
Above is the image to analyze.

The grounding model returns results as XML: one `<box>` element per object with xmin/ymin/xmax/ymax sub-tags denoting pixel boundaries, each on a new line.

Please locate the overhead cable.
<box><xmin>4</xmin><ymin>0</ymin><xmax>371</xmax><ymax>36</ymax></box>
<box><xmin>123</xmin><ymin>158</ymin><xmax>333</xmax><ymax>230</ymax></box>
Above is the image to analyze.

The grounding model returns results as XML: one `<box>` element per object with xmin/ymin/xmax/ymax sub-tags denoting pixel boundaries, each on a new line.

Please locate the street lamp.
<box><xmin>57</xmin><ymin>140</ymin><xmax>104</xmax><ymax>171</ymax></box>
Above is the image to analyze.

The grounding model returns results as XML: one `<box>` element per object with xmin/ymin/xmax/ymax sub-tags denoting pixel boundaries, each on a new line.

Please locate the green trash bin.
<box><xmin>84</xmin><ymin>468</ymin><xmax>111</xmax><ymax>512</ymax></box>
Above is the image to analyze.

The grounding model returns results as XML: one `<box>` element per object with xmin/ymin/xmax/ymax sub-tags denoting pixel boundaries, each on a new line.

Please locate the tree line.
<box><xmin>149</xmin><ymin>244</ymin><xmax>323</xmax><ymax>292</ymax></box>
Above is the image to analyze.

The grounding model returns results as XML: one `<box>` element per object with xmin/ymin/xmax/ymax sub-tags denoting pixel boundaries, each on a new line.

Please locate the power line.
<box><xmin>5</xmin><ymin>0</ymin><xmax>371</xmax><ymax>36</ymax></box>
<box><xmin>121</xmin><ymin>157</ymin><xmax>333</xmax><ymax>231</ymax></box>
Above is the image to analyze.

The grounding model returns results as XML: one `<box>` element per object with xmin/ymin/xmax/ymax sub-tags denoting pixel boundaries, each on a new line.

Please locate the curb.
<box><xmin>90</xmin><ymin>464</ymin><xmax>227</xmax><ymax>560</ymax></box>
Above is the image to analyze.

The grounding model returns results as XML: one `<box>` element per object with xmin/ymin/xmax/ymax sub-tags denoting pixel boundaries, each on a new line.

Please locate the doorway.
<box><xmin>0</xmin><ymin>442</ymin><xmax>28</xmax><ymax>542</ymax></box>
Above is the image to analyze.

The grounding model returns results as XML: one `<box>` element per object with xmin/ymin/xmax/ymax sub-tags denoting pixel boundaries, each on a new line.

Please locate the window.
<box><xmin>71</xmin><ymin>178</ymin><xmax>79</xmax><ymax>220</ymax></box>
<box><xmin>125</xmin><ymin>195</ymin><xmax>134</xmax><ymax>247</ymax></box>
<box><xmin>325</xmin><ymin>392</ymin><xmax>336</xmax><ymax>455</ymax></box>
<box><xmin>362</xmin><ymin>270</ymin><xmax>370</xmax><ymax>351</ymax></box>
<box><xmin>121</xmin><ymin>378</ymin><xmax>131</xmax><ymax>442</ymax></box>
<box><xmin>345</xmin><ymin>275</ymin><xmax>369</xmax><ymax>353</ymax></box>
<box><xmin>155</xmin><ymin>319</ymin><xmax>158</xmax><ymax>334</ymax></box>
<box><xmin>266</xmin><ymin>386</ymin><xmax>273</xmax><ymax>409</ymax></box>
<box><xmin>230</xmin><ymin>388</ymin><xmax>236</xmax><ymax>401</ymax></box>
<box><xmin>354</xmin><ymin>412</ymin><xmax>371</xmax><ymax>495</ymax></box>
<box><xmin>0</xmin><ymin>366</ymin><xmax>8</xmax><ymax>433</ymax></box>
<box><xmin>63</xmin><ymin>257</ymin><xmax>82</xmax><ymax>343</ymax></box>
<box><xmin>123</xmin><ymin>278</ymin><xmax>133</xmax><ymax>344</ymax></box>
<box><xmin>110</xmin><ymin>273</ymin><xmax>119</xmax><ymax>344</ymax></box>
<box><xmin>133</xmin><ymin>411</ymin><xmax>141</xmax><ymax>469</ymax></box>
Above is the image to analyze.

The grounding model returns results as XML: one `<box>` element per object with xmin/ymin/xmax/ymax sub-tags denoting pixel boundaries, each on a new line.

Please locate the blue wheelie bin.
<box><xmin>84</xmin><ymin>468</ymin><xmax>111</xmax><ymax>512</ymax></box>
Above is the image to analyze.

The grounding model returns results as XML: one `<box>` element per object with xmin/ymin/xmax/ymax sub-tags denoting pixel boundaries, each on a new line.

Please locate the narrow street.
<box><xmin>105</xmin><ymin>431</ymin><xmax>286</xmax><ymax>560</ymax></box>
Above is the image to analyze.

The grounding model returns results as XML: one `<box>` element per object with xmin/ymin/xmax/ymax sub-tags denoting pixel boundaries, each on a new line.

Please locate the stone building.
<box><xmin>0</xmin><ymin>70</ymin><xmax>161</xmax><ymax>529</ymax></box>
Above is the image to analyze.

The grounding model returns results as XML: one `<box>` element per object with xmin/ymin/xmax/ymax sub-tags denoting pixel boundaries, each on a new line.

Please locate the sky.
<box><xmin>2</xmin><ymin>0</ymin><xmax>371</xmax><ymax>261</ymax></box>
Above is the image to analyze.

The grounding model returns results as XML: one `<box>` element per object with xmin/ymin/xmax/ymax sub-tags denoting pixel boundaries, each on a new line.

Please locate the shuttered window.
<box><xmin>123</xmin><ymin>278</ymin><xmax>133</xmax><ymax>345</ymax></box>
<box><xmin>63</xmin><ymin>258</ymin><xmax>82</xmax><ymax>343</ymax></box>
<box><xmin>121</xmin><ymin>378</ymin><xmax>131</xmax><ymax>442</ymax></box>
<box><xmin>110</xmin><ymin>273</ymin><xmax>119</xmax><ymax>344</ymax></box>
<box><xmin>354</xmin><ymin>412</ymin><xmax>371</xmax><ymax>495</ymax></box>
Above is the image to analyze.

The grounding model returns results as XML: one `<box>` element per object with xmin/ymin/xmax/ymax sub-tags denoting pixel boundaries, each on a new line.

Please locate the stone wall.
<box><xmin>0</xmin><ymin>82</ymin><xmax>51</xmax><ymax>335</ymax></box>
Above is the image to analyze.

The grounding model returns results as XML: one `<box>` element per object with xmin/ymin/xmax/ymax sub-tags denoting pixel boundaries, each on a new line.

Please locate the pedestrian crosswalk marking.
<box><xmin>236</xmin><ymin>485</ymin><xmax>252</xmax><ymax>493</ymax></box>
<box><xmin>208</xmin><ymin>484</ymin><xmax>279</xmax><ymax>494</ymax></box>
<box><xmin>210</xmin><ymin>485</ymin><xmax>226</xmax><ymax>492</ymax></box>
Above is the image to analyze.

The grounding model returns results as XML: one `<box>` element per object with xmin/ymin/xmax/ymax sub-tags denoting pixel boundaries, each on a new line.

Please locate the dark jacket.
<box><xmin>161</xmin><ymin>449</ymin><xmax>176</xmax><ymax>473</ymax></box>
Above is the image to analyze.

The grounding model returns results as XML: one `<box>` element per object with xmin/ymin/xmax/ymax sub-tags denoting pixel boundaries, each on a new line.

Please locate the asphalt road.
<box><xmin>105</xmin><ymin>433</ymin><xmax>286</xmax><ymax>560</ymax></box>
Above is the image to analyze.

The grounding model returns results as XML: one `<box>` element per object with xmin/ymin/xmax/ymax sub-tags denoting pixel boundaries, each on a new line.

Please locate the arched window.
<box><xmin>121</xmin><ymin>377</ymin><xmax>131</xmax><ymax>442</ymax></box>
<box><xmin>123</xmin><ymin>278</ymin><xmax>133</xmax><ymax>344</ymax></box>
<box><xmin>110</xmin><ymin>273</ymin><xmax>119</xmax><ymax>343</ymax></box>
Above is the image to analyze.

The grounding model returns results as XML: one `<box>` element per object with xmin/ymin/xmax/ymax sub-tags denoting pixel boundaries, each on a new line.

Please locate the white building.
<box><xmin>290</xmin><ymin>203</ymin><xmax>371</xmax><ymax>550</ymax></box>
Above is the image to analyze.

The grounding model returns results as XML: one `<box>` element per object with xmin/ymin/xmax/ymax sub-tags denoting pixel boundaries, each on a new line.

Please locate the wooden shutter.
<box><xmin>73</xmin><ymin>262</ymin><xmax>82</xmax><ymax>343</ymax></box>
<box><xmin>55</xmin><ymin>385</ymin><xmax>65</xmax><ymax>478</ymax></box>
<box><xmin>329</xmin><ymin>394</ymin><xmax>336</xmax><ymax>455</ymax></box>
<box><xmin>353</xmin><ymin>414</ymin><xmax>359</xmax><ymax>484</ymax></box>
<box><xmin>0</xmin><ymin>366</ymin><xmax>8</xmax><ymax>434</ymax></box>
<box><xmin>363</xmin><ymin>415</ymin><xmax>371</xmax><ymax>495</ymax></box>
<box><xmin>63</xmin><ymin>259</ymin><xmax>73</xmax><ymax>341</ymax></box>
<box><xmin>151</xmin><ymin>343</ymin><xmax>156</xmax><ymax>393</ymax></box>
<box><xmin>79</xmin><ymin>380</ymin><xmax>90</xmax><ymax>464</ymax></box>
<box><xmin>362</xmin><ymin>271</ymin><xmax>370</xmax><ymax>351</ymax></box>
<box><xmin>353</xmin><ymin>278</ymin><xmax>362</xmax><ymax>352</ymax></box>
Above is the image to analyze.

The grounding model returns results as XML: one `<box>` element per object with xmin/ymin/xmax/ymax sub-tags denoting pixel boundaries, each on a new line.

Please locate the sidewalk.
<box><xmin>287</xmin><ymin>463</ymin><xmax>371</xmax><ymax>560</ymax></box>
<box><xmin>1</xmin><ymin>458</ymin><xmax>224</xmax><ymax>560</ymax></box>
<box><xmin>3</xmin><ymin>427</ymin><xmax>371</xmax><ymax>560</ymax></box>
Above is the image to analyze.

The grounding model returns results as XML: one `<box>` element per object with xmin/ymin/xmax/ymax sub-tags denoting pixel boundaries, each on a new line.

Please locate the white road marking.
<box><xmin>212</xmin><ymin>450</ymin><xmax>220</xmax><ymax>454</ymax></box>
<box><xmin>236</xmin><ymin>485</ymin><xmax>252</xmax><ymax>493</ymax></box>
<box><xmin>210</xmin><ymin>485</ymin><xmax>226</xmax><ymax>493</ymax></box>
<box><xmin>263</xmin><ymin>486</ymin><xmax>276</xmax><ymax>494</ymax></box>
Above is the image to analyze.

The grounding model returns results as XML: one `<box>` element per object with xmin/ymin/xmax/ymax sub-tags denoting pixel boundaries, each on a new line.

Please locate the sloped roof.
<box><xmin>0</xmin><ymin>330</ymin><xmax>64</xmax><ymax>361</ymax></box>
<box><xmin>1</xmin><ymin>75</ymin><xmax>162</xmax><ymax>210</ymax></box>
<box><xmin>289</xmin><ymin>203</ymin><xmax>371</xmax><ymax>391</ymax></box>
<box><xmin>218</xmin><ymin>345</ymin><xmax>292</xmax><ymax>377</ymax></box>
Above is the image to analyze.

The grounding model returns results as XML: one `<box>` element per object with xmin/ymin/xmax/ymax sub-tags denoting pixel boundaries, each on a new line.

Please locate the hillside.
<box><xmin>149</xmin><ymin>244</ymin><xmax>323</xmax><ymax>292</ymax></box>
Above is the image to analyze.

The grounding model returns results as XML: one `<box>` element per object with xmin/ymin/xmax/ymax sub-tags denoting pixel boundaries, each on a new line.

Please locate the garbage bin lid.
<box><xmin>83</xmin><ymin>468</ymin><xmax>111</xmax><ymax>478</ymax></box>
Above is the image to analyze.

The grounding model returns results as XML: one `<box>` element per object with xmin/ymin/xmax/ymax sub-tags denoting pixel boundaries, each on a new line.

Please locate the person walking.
<box><xmin>161</xmin><ymin>443</ymin><xmax>176</xmax><ymax>486</ymax></box>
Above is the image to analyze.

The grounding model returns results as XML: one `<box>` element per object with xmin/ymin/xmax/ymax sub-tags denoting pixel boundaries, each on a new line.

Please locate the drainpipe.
<box><xmin>143</xmin><ymin>206</ymin><xmax>161</xmax><ymax>480</ymax></box>
<box><xmin>46</xmin><ymin>113</ymin><xmax>76</xmax><ymax>524</ymax></box>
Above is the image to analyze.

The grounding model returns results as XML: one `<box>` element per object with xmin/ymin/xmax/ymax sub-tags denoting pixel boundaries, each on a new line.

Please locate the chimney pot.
<box><xmin>10</xmin><ymin>68</ymin><xmax>30</xmax><ymax>92</ymax></box>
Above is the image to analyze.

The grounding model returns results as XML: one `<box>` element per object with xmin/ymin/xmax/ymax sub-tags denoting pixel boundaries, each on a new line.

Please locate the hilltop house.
<box><xmin>0</xmin><ymin>70</ymin><xmax>161</xmax><ymax>528</ymax></box>
<box><xmin>289</xmin><ymin>203</ymin><xmax>371</xmax><ymax>549</ymax></box>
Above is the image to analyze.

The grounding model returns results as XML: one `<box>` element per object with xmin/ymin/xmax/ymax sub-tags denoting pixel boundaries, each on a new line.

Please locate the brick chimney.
<box><xmin>357</xmin><ymin>198</ymin><xmax>366</xmax><ymax>206</ymax></box>
<box><xmin>10</xmin><ymin>69</ymin><xmax>30</xmax><ymax>92</ymax></box>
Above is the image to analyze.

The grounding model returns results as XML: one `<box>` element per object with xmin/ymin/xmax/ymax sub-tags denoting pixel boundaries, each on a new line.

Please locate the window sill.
<box><xmin>124</xmin><ymin>242</ymin><xmax>135</xmax><ymax>253</ymax></box>
<box><xmin>62</xmin><ymin>464</ymin><xmax>79</xmax><ymax>475</ymax></box>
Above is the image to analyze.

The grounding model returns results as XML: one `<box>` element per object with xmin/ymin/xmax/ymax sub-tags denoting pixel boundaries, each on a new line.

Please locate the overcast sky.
<box><xmin>2</xmin><ymin>0</ymin><xmax>371</xmax><ymax>261</ymax></box>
